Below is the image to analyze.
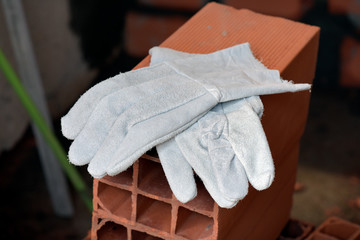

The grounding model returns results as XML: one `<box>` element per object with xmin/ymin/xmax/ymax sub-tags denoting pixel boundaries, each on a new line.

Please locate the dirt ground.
<box><xmin>0</xmin><ymin>133</ymin><xmax>93</xmax><ymax>239</ymax></box>
<box><xmin>292</xmin><ymin>90</ymin><xmax>360</xmax><ymax>226</ymax></box>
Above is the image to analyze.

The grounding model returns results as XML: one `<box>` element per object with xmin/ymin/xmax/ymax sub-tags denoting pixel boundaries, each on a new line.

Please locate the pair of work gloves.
<box><xmin>61</xmin><ymin>43</ymin><xmax>310</xmax><ymax>208</ymax></box>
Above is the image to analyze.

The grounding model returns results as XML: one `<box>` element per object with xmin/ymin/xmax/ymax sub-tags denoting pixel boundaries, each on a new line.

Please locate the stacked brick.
<box><xmin>326</xmin><ymin>0</ymin><xmax>360</xmax><ymax>88</ymax></box>
<box><xmin>328</xmin><ymin>0</ymin><xmax>360</xmax><ymax>16</ymax></box>
<box><xmin>223</xmin><ymin>0</ymin><xmax>314</xmax><ymax>20</ymax></box>
<box><xmin>92</xmin><ymin>154</ymin><xmax>217</xmax><ymax>239</ymax></box>
<box><xmin>306</xmin><ymin>217</ymin><xmax>360</xmax><ymax>240</ymax></box>
<box><xmin>123</xmin><ymin>0</ymin><xmax>315</xmax><ymax>58</ymax></box>
<box><xmin>340</xmin><ymin>37</ymin><xmax>360</xmax><ymax>88</ymax></box>
<box><xmin>278</xmin><ymin>219</ymin><xmax>315</xmax><ymax>240</ymax></box>
<box><xmin>123</xmin><ymin>0</ymin><xmax>205</xmax><ymax>58</ymax></box>
<box><xmin>90</xmin><ymin>2</ymin><xmax>319</xmax><ymax>239</ymax></box>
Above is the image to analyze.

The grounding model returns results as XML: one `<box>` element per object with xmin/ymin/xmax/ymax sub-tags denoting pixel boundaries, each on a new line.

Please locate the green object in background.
<box><xmin>0</xmin><ymin>48</ymin><xmax>92</xmax><ymax>212</ymax></box>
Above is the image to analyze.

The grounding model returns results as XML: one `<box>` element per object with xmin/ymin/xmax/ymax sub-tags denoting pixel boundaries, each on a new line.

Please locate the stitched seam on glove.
<box><xmin>164</xmin><ymin>61</ymin><xmax>222</xmax><ymax>101</ymax></box>
<box><xmin>109</xmin><ymin>105</ymin><xmax>211</xmax><ymax>173</ymax></box>
<box><xmin>124</xmin><ymin>85</ymin><xmax>209</xmax><ymax>133</ymax></box>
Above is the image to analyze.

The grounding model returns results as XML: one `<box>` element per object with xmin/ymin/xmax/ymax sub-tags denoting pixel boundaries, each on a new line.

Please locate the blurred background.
<box><xmin>0</xmin><ymin>0</ymin><xmax>359</xmax><ymax>239</ymax></box>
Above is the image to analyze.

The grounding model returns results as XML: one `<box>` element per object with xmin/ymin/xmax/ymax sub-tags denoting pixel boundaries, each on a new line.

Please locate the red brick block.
<box><xmin>328</xmin><ymin>0</ymin><xmax>351</xmax><ymax>15</ymax></box>
<box><xmin>278</xmin><ymin>219</ymin><xmax>315</xmax><ymax>239</ymax></box>
<box><xmin>328</xmin><ymin>0</ymin><xmax>360</xmax><ymax>16</ymax></box>
<box><xmin>224</xmin><ymin>0</ymin><xmax>314</xmax><ymax>20</ymax></box>
<box><xmin>91</xmin><ymin>2</ymin><xmax>319</xmax><ymax>239</ymax></box>
<box><xmin>124</xmin><ymin>11</ymin><xmax>188</xmax><ymax>57</ymax></box>
<box><xmin>340</xmin><ymin>37</ymin><xmax>360</xmax><ymax>87</ymax></box>
<box><xmin>305</xmin><ymin>217</ymin><xmax>360</xmax><ymax>240</ymax></box>
<box><xmin>138</xmin><ymin>0</ymin><xmax>204</xmax><ymax>11</ymax></box>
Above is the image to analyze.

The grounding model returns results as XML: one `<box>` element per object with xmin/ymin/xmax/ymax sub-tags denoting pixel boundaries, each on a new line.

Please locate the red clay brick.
<box><xmin>278</xmin><ymin>218</ymin><xmax>315</xmax><ymax>239</ymax></box>
<box><xmin>328</xmin><ymin>0</ymin><xmax>351</xmax><ymax>15</ymax></box>
<box><xmin>328</xmin><ymin>0</ymin><xmax>360</xmax><ymax>16</ymax></box>
<box><xmin>306</xmin><ymin>217</ymin><xmax>360</xmax><ymax>240</ymax></box>
<box><xmin>224</xmin><ymin>0</ymin><xmax>314</xmax><ymax>20</ymax></box>
<box><xmin>340</xmin><ymin>37</ymin><xmax>360</xmax><ymax>87</ymax></box>
<box><xmin>97</xmin><ymin>221</ymin><xmax>127</xmax><ymax>240</ymax></box>
<box><xmin>176</xmin><ymin>207</ymin><xmax>214</xmax><ymax>239</ymax></box>
<box><xmin>124</xmin><ymin>11</ymin><xmax>188</xmax><ymax>57</ymax></box>
<box><xmin>91</xmin><ymin>3</ymin><xmax>319</xmax><ymax>239</ymax></box>
<box><xmin>138</xmin><ymin>0</ymin><xmax>204</xmax><ymax>11</ymax></box>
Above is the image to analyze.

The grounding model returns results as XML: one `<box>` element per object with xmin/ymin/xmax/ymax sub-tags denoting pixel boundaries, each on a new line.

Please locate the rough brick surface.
<box><xmin>305</xmin><ymin>217</ymin><xmax>360</xmax><ymax>240</ymax></box>
<box><xmin>92</xmin><ymin>155</ymin><xmax>216</xmax><ymax>240</ymax></box>
<box><xmin>91</xmin><ymin>3</ymin><xmax>319</xmax><ymax>239</ymax></box>
<box><xmin>340</xmin><ymin>37</ymin><xmax>360</xmax><ymax>87</ymax></box>
<box><xmin>224</xmin><ymin>0</ymin><xmax>314</xmax><ymax>20</ymax></box>
<box><xmin>328</xmin><ymin>0</ymin><xmax>360</xmax><ymax>15</ymax></box>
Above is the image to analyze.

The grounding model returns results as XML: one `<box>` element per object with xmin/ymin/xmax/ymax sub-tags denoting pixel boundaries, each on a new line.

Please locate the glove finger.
<box><xmin>209</xmin><ymin>140</ymin><xmax>249</xmax><ymax>201</ymax></box>
<box><xmin>61</xmin><ymin>78</ymin><xmax>122</xmax><ymax>140</ymax></box>
<box><xmin>67</xmin><ymin>93</ymin><xmax>118</xmax><ymax>166</ymax></box>
<box><xmin>198</xmin><ymin>111</ymin><xmax>249</xmax><ymax>201</ymax></box>
<box><xmin>61</xmin><ymin>64</ymin><xmax>174</xmax><ymax>140</ymax></box>
<box><xmin>88</xmin><ymin>157</ymin><xmax>107</xmax><ymax>179</ymax></box>
<box><xmin>105</xmin><ymin>82</ymin><xmax>217</xmax><ymax>175</ymax></box>
<box><xmin>157</xmin><ymin>140</ymin><xmax>197</xmax><ymax>203</ymax></box>
<box><xmin>227</xmin><ymin>104</ymin><xmax>275</xmax><ymax>191</ymax></box>
<box><xmin>86</xmin><ymin>48</ymin><xmax>209</xmax><ymax>175</ymax></box>
<box><xmin>88</xmin><ymin>47</ymin><xmax>218</xmax><ymax>177</ymax></box>
<box><xmin>176</xmin><ymin>122</ymin><xmax>238</xmax><ymax>208</ymax></box>
<box><xmin>68</xmin><ymin>77</ymin><xmax>170</xmax><ymax>165</ymax></box>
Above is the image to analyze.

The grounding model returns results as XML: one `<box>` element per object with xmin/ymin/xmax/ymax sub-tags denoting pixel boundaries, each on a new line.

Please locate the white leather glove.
<box><xmin>152</xmin><ymin>47</ymin><xmax>273</xmax><ymax>207</ymax></box>
<box><xmin>157</xmin><ymin>96</ymin><xmax>273</xmax><ymax>208</ymax></box>
<box><xmin>61</xmin><ymin>43</ymin><xmax>309</xmax><ymax>182</ymax></box>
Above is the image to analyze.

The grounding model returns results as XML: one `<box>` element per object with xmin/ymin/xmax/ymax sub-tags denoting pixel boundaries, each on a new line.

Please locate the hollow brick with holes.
<box><xmin>89</xmin><ymin>2</ymin><xmax>319</xmax><ymax>239</ymax></box>
<box><xmin>305</xmin><ymin>217</ymin><xmax>360</xmax><ymax>240</ymax></box>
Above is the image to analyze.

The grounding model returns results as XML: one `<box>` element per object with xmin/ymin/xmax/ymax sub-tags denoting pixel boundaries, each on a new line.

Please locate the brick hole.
<box><xmin>309</xmin><ymin>233</ymin><xmax>337</xmax><ymax>240</ymax></box>
<box><xmin>282</xmin><ymin>220</ymin><xmax>304</xmax><ymax>238</ymax></box>
<box><xmin>175</xmin><ymin>207</ymin><xmax>214</xmax><ymax>240</ymax></box>
<box><xmin>131</xmin><ymin>230</ymin><xmax>164</xmax><ymax>240</ymax></box>
<box><xmin>183</xmin><ymin>176</ymin><xmax>214</xmax><ymax>213</ymax></box>
<box><xmin>145</xmin><ymin>148</ymin><xmax>159</xmax><ymax>158</ymax></box>
<box><xmin>98</xmin><ymin>182</ymin><xmax>132</xmax><ymax>220</ymax></box>
<box><xmin>97</xmin><ymin>221</ymin><xmax>127</xmax><ymax>240</ymax></box>
<box><xmin>136</xmin><ymin>195</ymin><xmax>172</xmax><ymax>233</ymax></box>
<box><xmin>102</xmin><ymin>166</ymin><xmax>133</xmax><ymax>187</ymax></box>
<box><xmin>320</xmin><ymin>221</ymin><xmax>359</xmax><ymax>239</ymax></box>
<box><xmin>138</xmin><ymin>158</ymin><xmax>172</xmax><ymax>199</ymax></box>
